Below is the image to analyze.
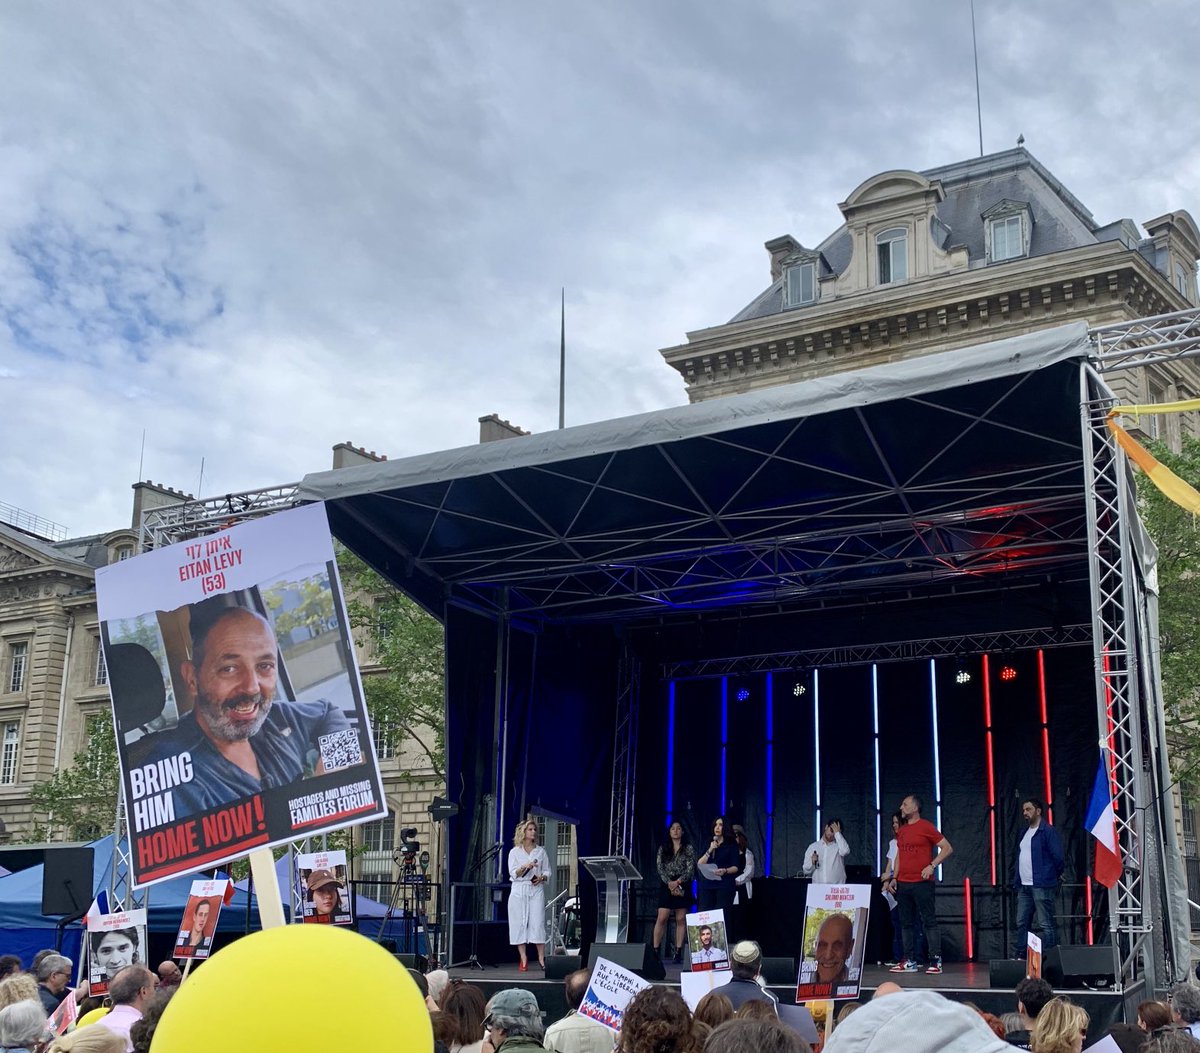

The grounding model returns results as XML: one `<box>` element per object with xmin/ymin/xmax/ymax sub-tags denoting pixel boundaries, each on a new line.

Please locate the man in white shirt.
<box><xmin>802</xmin><ymin>819</ymin><xmax>850</xmax><ymax>884</ymax></box>
<box><xmin>543</xmin><ymin>968</ymin><xmax>615</xmax><ymax>1053</ymax></box>
<box><xmin>691</xmin><ymin>925</ymin><xmax>728</xmax><ymax>965</ymax></box>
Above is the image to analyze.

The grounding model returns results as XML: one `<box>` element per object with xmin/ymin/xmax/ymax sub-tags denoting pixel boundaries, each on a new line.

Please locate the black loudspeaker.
<box><xmin>1044</xmin><ymin>945</ymin><xmax>1115</xmax><ymax>989</ymax></box>
<box><xmin>989</xmin><ymin>959</ymin><xmax>1029</xmax><ymax>989</ymax></box>
<box><xmin>396</xmin><ymin>953</ymin><xmax>429</xmax><ymax>972</ymax></box>
<box><xmin>761</xmin><ymin>957</ymin><xmax>795</xmax><ymax>985</ymax></box>
<box><xmin>587</xmin><ymin>942</ymin><xmax>665</xmax><ymax>981</ymax></box>
<box><xmin>41</xmin><ymin>847</ymin><xmax>94</xmax><ymax>916</ymax></box>
<box><xmin>546</xmin><ymin>954</ymin><xmax>582</xmax><ymax>980</ymax></box>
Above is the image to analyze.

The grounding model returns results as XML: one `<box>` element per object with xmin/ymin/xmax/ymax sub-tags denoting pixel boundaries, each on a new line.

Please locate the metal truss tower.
<box><xmin>609</xmin><ymin>647</ymin><xmax>640</xmax><ymax>860</ymax></box>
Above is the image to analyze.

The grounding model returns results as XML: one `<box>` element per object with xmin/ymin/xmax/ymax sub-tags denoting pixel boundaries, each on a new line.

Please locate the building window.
<box><xmin>785</xmin><ymin>261</ymin><xmax>817</xmax><ymax>306</ymax></box>
<box><xmin>94</xmin><ymin>642</ymin><xmax>108</xmax><ymax>687</ymax></box>
<box><xmin>8</xmin><ymin>642</ymin><xmax>28</xmax><ymax>694</ymax></box>
<box><xmin>876</xmin><ymin>228</ymin><xmax>908</xmax><ymax>284</ymax></box>
<box><xmin>116</xmin><ymin>546</ymin><xmax>134</xmax><ymax>562</ymax></box>
<box><xmin>990</xmin><ymin>215</ymin><xmax>1024</xmax><ymax>262</ymax></box>
<box><xmin>372</xmin><ymin>718</ymin><xmax>396</xmax><ymax>760</ymax></box>
<box><xmin>360</xmin><ymin>816</ymin><xmax>395</xmax><ymax>853</ymax></box>
<box><xmin>0</xmin><ymin>722</ymin><xmax>19</xmax><ymax>784</ymax></box>
<box><xmin>1176</xmin><ymin>262</ymin><xmax>1192</xmax><ymax>298</ymax></box>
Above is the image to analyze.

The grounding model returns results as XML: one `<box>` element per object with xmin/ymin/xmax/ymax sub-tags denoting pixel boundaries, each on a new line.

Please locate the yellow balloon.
<box><xmin>153</xmin><ymin>924</ymin><xmax>431</xmax><ymax>1053</ymax></box>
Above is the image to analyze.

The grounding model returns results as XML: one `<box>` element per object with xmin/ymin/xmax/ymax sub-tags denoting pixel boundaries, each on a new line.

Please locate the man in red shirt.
<box><xmin>886</xmin><ymin>793</ymin><xmax>953</xmax><ymax>975</ymax></box>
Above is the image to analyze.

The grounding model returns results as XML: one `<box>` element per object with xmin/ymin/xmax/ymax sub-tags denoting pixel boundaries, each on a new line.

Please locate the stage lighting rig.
<box><xmin>736</xmin><ymin>688</ymin><xmax>750</xmax><ymax>702</ymax></box>
<box><xmin>955</xmin><ymin>669</ymin><xmax>972</xmax><ymax>685</ymax></box>
<box><xmin>1000</xmin><ymin>664</ymin><xmax>1018</xmax><ymax>682</ymax></box>
<box><xmin>792</xmin><ymin>681</ymin><xmax>806</xmax><ymax>697</ymax></box>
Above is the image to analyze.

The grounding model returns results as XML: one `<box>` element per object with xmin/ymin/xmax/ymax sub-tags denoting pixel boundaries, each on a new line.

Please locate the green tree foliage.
<box><xmin>338</xmin><ymin>549</ymin><xmax>445</xmax><ymax>780</ymax></box>
<box><xmin>1139</xmin><ymin>437</ymin><xmax>1200</xmax><ymax>780</ymax></box>
<box><xmin>31</xmin><ymin>713</ymin><xmax>120</xmax><ymax>842</ymax></box>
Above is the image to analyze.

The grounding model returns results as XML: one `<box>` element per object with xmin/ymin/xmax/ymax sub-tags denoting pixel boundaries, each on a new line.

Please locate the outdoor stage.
<box><xmin>300</xmin><ymin>321</ymin><xmax>1194</xmax><ymax>1003</ymax></box>
<box><xmin>444</xmin><ymin>961</ymin><xmax>1131</xmax><ymax>1043</ymax></box>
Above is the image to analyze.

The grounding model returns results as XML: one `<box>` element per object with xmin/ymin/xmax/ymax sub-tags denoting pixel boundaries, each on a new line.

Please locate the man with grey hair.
<box><xmin>95</xmin><ymin>965</ymin><xmax>156</xmax><ymax>1052</ymax></box>
<box><xmin>35</xmin><ymin>954</ymin><xmax>73</xmax><ymax>1015</ymax></box>
<box><xmin>723</xmin><ymin>941</ymin><xmax>779</xmax><ymax>1012</ymax></box>
<box><xmin>1170</xmin><ymin>983</ymin><xmax>1200</xmax><ymax>1039</ymax></box>
<box><xmin>483</xmin><ymin>988</ymin><xmax>545</xmax><ymax>1051</ymax></box>
<box><xmin>544</xmin><ymin>968</ymin><xmax>611</xmax><ymax>1053</ymax></box>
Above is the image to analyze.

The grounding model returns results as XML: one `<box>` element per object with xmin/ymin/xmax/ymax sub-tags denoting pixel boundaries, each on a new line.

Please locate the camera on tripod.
<box><xmin>395</xmin><ymin>827</ymin><xmax>421</xmax><ymax>871</ymax></box>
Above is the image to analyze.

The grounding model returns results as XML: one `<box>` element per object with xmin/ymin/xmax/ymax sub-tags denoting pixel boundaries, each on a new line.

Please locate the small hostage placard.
<box><xmin>298</xmin><ymin>850</ymin><xmax>354</xmax><ymax>925</ymax></box>
<box><xmin>685</xmin><ymin>909</ymin><xmax>730</xmax><ymax>971</ymax></box>
<box><xmin>173</xmin><ymin>879</ymin><xmax>230</xmax><ymax>959</ymax></box>
<box><xmin>795</xmin><ymin>884</ymin><xmax>870</xmax><ymax>1002</ymax></box>
<box><xmin>86</xmin><ymin>909</ymin><xmax>147</xmax><ymax>995</ymax></box>
<box><xmin>578</xmin><ymin>957</ymin><xmax>651</xmax><ymax>1032</ymax></box>
<box><xmin>95</xmin><ymin>503</ymin><xmax>387</xmax><ymax>888</ymax></box>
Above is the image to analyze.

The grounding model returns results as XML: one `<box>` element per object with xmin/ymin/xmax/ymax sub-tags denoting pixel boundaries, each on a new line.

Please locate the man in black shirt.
<box><xmin>722</xmin><ymin>941</ymin><xmax>779</xmax><ymax>1012</ymax></box>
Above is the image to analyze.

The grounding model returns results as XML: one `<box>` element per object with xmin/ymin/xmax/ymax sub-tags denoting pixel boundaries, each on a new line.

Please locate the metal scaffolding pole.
<box><xmin>609</xmin><ymin>648</ymin><xmax>640</xmax><ymax>860</ymax></box>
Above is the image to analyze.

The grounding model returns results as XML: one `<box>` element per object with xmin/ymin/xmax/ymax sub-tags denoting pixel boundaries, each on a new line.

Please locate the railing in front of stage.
<box><xmin>348</xmin><ymin>874</ymin><xmax>438</xmax><ymax>962</ymax></box>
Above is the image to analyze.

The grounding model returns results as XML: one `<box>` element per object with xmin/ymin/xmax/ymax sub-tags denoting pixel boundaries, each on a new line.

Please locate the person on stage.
<box><xmin>507</xmin><ymin>817</ymin><xmax>550</xmax><ymax>972</ymax></box>
<box><xmin>653</xmin><ymin>821</ymin><xmax>696</xmax><ymax>963</ymax></box>
<box><xmin>881</xmin><ymin>811</ymin><xmax>925</xmax><ymax>966</ymax></box>
<box><xmin>696</xmin><ymin>815</ymin><xmax>741</xmax><ymax>917</ymax></box>
<box><xmin>886</xmin><ymin>793</ymin><xmax>953</xmax><ymax>975</ymax></box>
<box><xmin>1011</xmin><ymin>797</ymin><xmax>1064</xmax><ymax>958</ymax></box>
<box><xmin>732</xmin><ymin>824</ymin><xmax>755</xmax><ymax>937</ymax></box>
<box><xmin>803</xmin><ymin>818</ymin><xmax>850</xmax><ymax>884</ymax></box>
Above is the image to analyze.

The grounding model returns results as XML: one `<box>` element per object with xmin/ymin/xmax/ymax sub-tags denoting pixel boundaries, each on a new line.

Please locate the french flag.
<box><xmin>1085</xmin><ymin>756</ymin><xmax>1122</xmax><ymax>889</ymax></box>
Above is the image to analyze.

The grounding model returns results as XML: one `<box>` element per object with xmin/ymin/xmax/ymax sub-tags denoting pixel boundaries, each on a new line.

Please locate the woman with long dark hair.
<box><xmin>696</xmin><ymin>815</ymin><xmax>741</xmax><ymax>918</ymax></box>
<box><xmin>653</xmin><ymin>820</ymin><xmax>696</xmax><ymax>962</ymax></box>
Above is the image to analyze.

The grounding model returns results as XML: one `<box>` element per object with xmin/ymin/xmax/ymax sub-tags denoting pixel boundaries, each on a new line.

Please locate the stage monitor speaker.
<box><xmin>761</xmin><ymin>957</ymin><xmax>795</xmax><ymax>985</ymax></box>
<box><xmin>396</xmin><ymin>953</ymin><xmax>429</xmax><ymax>972</ymax></box>
<box><xmin>988</xmin><ymin>959</ymin><xmax>1029</xmax><ymax>989</ymax></box>
<box><xmin>1044</xmin><ymin>945</ymin><xmax>1115</xmax><ymax>989</ymax></box>
<box><xmin>546</xmin><ymin>954</ymin><xmax>582</xmax><ymax>980</ymax></box>
<box><xmin>587</xmin><ymin>942</ymin><xmax>665</xmax><ymax>981</ymax></box>
<box><xmin>41</xmin><ymin>847</ymin><xmax>94</xmax><ymax>917</ymax></box>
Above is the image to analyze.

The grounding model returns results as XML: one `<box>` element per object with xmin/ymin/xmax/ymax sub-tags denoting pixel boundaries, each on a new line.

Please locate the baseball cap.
<box><xmin>306</xmin><ymin>868</ymin><xmax>343</xmax><ymax>891</ymax></box>
<box><xmin>485</xmin><ymin>988</ymin><xmax>541</xmax><ymax>1027</ymax></box>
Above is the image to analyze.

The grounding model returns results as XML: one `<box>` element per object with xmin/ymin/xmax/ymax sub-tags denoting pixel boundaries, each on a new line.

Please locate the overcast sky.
<box><xmin>3</xmin><ymin>0</ymin><xmax>1198</xmax><ymax>540</ymax></box>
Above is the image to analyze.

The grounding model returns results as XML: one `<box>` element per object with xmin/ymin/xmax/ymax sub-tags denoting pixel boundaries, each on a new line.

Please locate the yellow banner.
<box><xmin>1106</xmin><ymin>409</ymin><xmax>1200</xmax><ymax>515</ymax></box>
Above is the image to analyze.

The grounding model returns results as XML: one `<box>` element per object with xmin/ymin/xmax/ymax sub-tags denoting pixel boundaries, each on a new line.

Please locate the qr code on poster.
<box><xmin>318</xmin><ymin>729</ymin><xmax>362</xmax><ymax>772</ymax></box>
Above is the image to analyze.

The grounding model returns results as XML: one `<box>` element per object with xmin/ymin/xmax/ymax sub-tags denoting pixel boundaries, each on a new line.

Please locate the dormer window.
<box><xmin>1176</xmin><ymin>262</ymin><xmax>1192</xmax><ymax>298</ymax></box>
<box><xmin>876</xmin><ymin>228</ymin><xmax>908</xmax><ymax>284</ymax></box>
<box><xmin>785</xmin><ymin>261</ymin><xmax>817</xmax><ymax>306</ymax></box>
<box><xmin>990</xmin><ymin>215</ymin><xmax>1024</xmax><ymax>261</ymax></box>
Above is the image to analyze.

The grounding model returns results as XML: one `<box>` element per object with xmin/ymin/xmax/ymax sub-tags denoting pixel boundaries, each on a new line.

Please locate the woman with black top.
<box><xmin>653</xmin><ymin>820</ymin><xmax>696</xmax><ymax>962</ymax></box>
<box><xmin>696</xmin><ymin>815</ymin><xmax>741</xmax><ymax>917</ymax></box>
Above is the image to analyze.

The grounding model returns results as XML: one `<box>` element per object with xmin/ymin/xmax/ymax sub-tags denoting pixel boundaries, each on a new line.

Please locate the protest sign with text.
<box><xmin>86</xmin><ymin>909</ymin><xmax>148</xmax><ymax>995</ymax></box>
<box><xmin>173</xmin><ymin>879</ymin><xmax>230</xmax><ymax>959</ymax></box>
<box><xmin>298</xmin><ymin>850</ymin><xmax>354</xmax><ymax>925</ymax></box>
<box><xmin>96</xmin><ymin>503</ymin><xmax>386</xmax><ymax>888</ymax></box>
<box><xmin>578</xmin><ymin>957</ymin><xmax>651</xmax><ymax>1032</ymax></box>
<box><xmin>795</xmin><ymin>884</ymin><xmax>870</xmax><ymax>1002</ymax></box>
<box><xmin>685</xmin><ymin>909</ymin><xmax>730</xmax><ymax>972</ymax></box>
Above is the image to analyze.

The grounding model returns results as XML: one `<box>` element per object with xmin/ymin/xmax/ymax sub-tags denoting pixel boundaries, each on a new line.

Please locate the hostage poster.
<box><xmin>86</xmin><ymin>909</ymin><xmax>148</xmax><ymax>995</ymax></box>
<box><xmin>795</xmin><ymin>884</ymin><xmax>870</xmax><ymax>1002</ymax></box>
<box><xmin>298</xmin><ymin>850</ymin><xmax>354</xmax><ymax>925</ymax></box>
<box><xmin>172</xmin><ymin>879</ymin><xmax>230</xmax><ymax>959</ymax></box>
<box><xmin>95</xmin><ymin>502</ymin><xmax>387</xmax><ymax>888</ymax></box>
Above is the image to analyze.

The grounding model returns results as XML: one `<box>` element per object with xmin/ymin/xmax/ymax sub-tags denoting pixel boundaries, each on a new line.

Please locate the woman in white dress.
<box><xmin>507</xmin><ymin>817</ymin><xmax>550</xmax><ymax>971</ymax></box>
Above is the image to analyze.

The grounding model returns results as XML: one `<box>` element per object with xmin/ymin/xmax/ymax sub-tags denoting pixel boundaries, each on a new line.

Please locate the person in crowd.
<box><xmin>29</xmin><ymin>951</ymin><xmax>57</xmax><ymax>977</ymax></box>
<box><xmin>0</xmin><ymin>958</ymin><xmax>21</xmax><ymax>982</ymax></box>
<box><xmin>1170</xmin><ymin>984</ymin><xmax>1200</xmax><ymax>1039</ymax></box>
<box><xmin>408</xmin><ymin>969</ymin><xmax>430</xmax><ymax>1001</ymax></box>
<box><xmin>654</xmin><ymin>820</ymin><xmax>697</xmax><ymax>963</ymax></box>
<box><xmin>835</xmin><ymin>1002</ymin><xmax>862</xmax><ymax>1025</ymax></box>
<box><xmin>1011</xmin><ymin>798</ymin><xmax>1064</xmax><ymax>958</ymax></box>
<box><xmin>735</xmin><ymin>999</ymin><xmax>776</xmax><ymax>1021</ymax></box>
<box><xmin>155</xmin><ymin>962</ymin><xmax>181</xmax><ymax>989</ymax></box>
<box><xmin>692</xmin><ymin>926</ymin><xmax>728</xmax><ymax>966</ymax></box>
<box><xmin>35</xmin><ymin>954</ymin><xmax>73</xmax><ymax>1015</ymax></box>
<box><xmin>616</xmin><ymin>986</ymin><xmax>696</xmax><ymax>1053</ymax></box>
<box><xmin>881</xmin><ymin>811</ymin><xmax>925</xmax><ymax>966</ymax></box>
<box><xmin>142</xmin><ymin>601</ymin><xmax>358</xmax><ymax>812</ymax></box>
<box><xmin>90</xmin><ymin>928</ymin><xmax>141</xmax><ymax>986</ymax></box>
<box><xmin>1139</xmin><ymin>1001</ymin><xmax>1173</xmax><ymax>1032</ymax></box>
<box><xmin>697</xmin><ymin>816</ymin><xmax>741</xmax><ymax>918</ymax></box>
<box><xmin>1005</xmin><ymin>977</ymin><xmax>1055</xmax><ymax>1050</ymax></box>
<box><xmin>425</xmin><ymin>969</ymin><xmax>451</xmax><ymax>1009</ymax></box>
<box><xmin>0</xmin><ymin>1001</ymin><xmax>46</xmax><ymax>1053</ymax></box>
<box><xmin>976</xmin><ymin>1010</ymin><xmax>1007</xmax><ymax>1040</ymax></box>
<box><xmin>705</xmin><ymin>1017</ymin><xmax>810</xmax><ymax>1053</ymax></box>
<box><xmin>694</xmin><ymin>993</ymin><xmax>734</xmax><ymax>1030</ymax></box>
<box><xmin>803</xmin><ymin>819</ymin><xmax>850</xmax><ymax>885</ymax></box>
<box><xmin>543</xmin><ymin>968</ymin><xmax>612</xmax><ymax>1053</ymax></box>
<box><xmin>886</xmin><ymin>794</ymin><xmax>952</xmax><ymax>975</ymax></box>
<box><xmin>1029</xmin><ymin>997</ymin><xmax>1088</xmax><ymax>1053</ymax></box>
<box><xmin>482</xmin><ymin>988</ymin><xmax>544</xmax><ymax>1053</ymax></box>
<box><xmin>1145</xmin><ymin>1031</ymin><xmax>1200</xmax><ymax>1053</ymax></box>
<box><xmin>442</xmin><ymin>982</ymin><xmax>488</xmax><ymax>1053</ymax></box>
<box><xmin>94</xmin><ymin>965</ymin><xmax>156</xmax><ymax>1053</ymax></box>
<box><xmin>46</xmin><ymin>1028</ymin><xmax>126</xmax><ymax>1053</ymax></box>
<box><xmin>871</xmin><ymin>982</ymin><xmax>903</xmax><ymax>999</ymax></box>
<box><xmin>0</xmin><ymin>974</ymin><xmax>40</xmax><ymax>1011</ymax></box>
<box><xmin>1103</xmin><ymin>1022</ymin><xmax>1150</xmax><ymax>1053</ymax></box>
<box><xmin>824</xmin><ymin>989</ymin><xmax>1009</xmax><ymax>1052</ymax></box>
<box><xmin>721</xmin><ymin>941</ymin><xmax>778</xmax><ymax>1012</ymax></box>
<box><xmin>128</xmin><ymin>988</ymin><xmax>175</xmax><ymax>1053</ymax></box>
<box><xmin>1001</xmin><ymin>1012</ymin><xmax>1027</xmax><ymax>1038</ymax></box>
<box><xmin>507</xmin><ymin>818</ymin><xmax>550</xmax><ymax>972</ymax></box>
<box><xmin>429</xmin><ymin>1011</ymin><xmax>459</xmax><ymax>1051</ymax></box>
<box><xmin>732</xmin><ymin>824</ymin><xmax>755</xmax><ymax>939</ymax></box>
